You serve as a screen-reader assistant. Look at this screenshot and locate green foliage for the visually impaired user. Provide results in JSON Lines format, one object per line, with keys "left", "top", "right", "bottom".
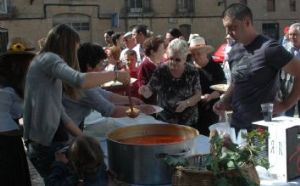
{"left": 207, "top": 128, "right": 269, "bottom": 186}
{"left": 164, "top": 128, "right": 269, "bottom": 186}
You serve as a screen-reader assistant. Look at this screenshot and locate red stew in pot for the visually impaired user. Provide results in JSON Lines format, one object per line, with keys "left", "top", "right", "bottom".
{"left": 119, "top": 135, "right": 185, "bottom": 145}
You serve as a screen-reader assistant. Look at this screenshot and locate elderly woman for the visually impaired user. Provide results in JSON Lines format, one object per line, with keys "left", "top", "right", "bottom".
{"left": 139, "top": 38, "right": 202, "bottom": 126}
{"left": 281, "top": 23, "right": 300, "bottom": 117}
{"left": 190, "top": 36, "right": 226, "bottom": 136}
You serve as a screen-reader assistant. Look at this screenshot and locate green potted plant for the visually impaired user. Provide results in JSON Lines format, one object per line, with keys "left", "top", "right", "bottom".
{"left": 169, "top": 128, "right": 269, "bottom": 186}
{"left": 208, "top": 128, "right": 269, "bottom": 186}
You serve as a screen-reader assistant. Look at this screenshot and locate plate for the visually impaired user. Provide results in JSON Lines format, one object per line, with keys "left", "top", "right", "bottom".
{"left": 102, "top": 80, "right": 123, "bottom": 87}
{"left": 149, "top": 105, "right": 164, "bottom": 114}
{"left": 101, "top": 78, "right": 137, "bottom": 88}
{"left": 210, "top": 84, "right": 229, "bottom": 92}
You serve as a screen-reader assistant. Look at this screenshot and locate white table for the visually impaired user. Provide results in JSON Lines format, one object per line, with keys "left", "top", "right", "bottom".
{"left": 83, "top": 111, "right": 300, "bottom": 186}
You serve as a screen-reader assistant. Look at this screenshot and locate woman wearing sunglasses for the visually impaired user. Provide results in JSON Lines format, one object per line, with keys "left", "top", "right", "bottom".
{"left": 139, "top": 38, "right": 202, "bottom": 126}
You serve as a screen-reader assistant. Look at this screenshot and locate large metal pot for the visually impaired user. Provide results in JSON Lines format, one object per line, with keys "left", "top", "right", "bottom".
{"left": 107, "top": 123, "right": 199, "bottom": 185}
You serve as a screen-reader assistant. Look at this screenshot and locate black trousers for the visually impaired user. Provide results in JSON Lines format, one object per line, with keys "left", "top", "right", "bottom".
{"left": 0, "top": 134, "right": 32, "bottom": 186}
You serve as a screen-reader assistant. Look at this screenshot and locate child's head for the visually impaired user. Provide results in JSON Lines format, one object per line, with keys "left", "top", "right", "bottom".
{"left": 68, "top": 135, "right": 105, "bottom": 178}
{"left": 77, "top": 42, "right": 107, "bottom": 72}
{"left": 124, "top": 49, "right": 137, "bottom": 65}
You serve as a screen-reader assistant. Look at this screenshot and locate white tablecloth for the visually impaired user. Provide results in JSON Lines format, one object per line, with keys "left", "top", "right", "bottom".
{"left": 84, "top": 111, "right": 300, "bottom": 186}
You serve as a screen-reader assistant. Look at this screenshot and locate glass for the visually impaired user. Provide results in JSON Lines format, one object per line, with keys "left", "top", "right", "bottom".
{"left": 261, "top": 103, "right": 273, "bottom": 121}
{"left": 167, "top": 57, "right": 182, "bottom": 63}
{"left": 288, "top": 33, "right": 300, "bottom": 37}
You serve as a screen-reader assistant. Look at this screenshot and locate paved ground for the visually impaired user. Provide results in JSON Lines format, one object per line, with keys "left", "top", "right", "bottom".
{"left": 27, "top": 158, "right": 44, "bottom": 186}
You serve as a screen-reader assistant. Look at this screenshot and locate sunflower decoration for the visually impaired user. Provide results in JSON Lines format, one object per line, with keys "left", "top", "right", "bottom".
{"left": 6, "top": 37, "right": 35, "bottom": 54}
{"left": 10, "top": 43, "right": 27, "bottom": 52}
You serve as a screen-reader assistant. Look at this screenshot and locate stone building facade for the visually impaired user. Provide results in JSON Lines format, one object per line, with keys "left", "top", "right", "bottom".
{"left": 0, "top": 0, "right": 299, "bottom": 49}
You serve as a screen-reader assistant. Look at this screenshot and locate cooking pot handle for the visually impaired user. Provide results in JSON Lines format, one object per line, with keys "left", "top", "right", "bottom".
{"left": 155, "top": 148, "right": 191, "bottom": 159}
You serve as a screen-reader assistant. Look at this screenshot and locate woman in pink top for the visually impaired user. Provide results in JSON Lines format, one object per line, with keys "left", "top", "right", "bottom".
{"left": 137, "top": 36, "right": 165, "bottom": 104}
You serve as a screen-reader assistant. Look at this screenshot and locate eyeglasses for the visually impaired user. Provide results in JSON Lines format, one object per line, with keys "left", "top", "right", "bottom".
{"left": 168, "top": 57, "right": 182, "bottom": 63}
{"left": 288, "top": 33, "right": 300, "bottom": 37}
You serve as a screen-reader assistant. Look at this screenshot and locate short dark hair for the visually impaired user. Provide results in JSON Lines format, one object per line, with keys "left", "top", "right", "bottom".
{"left": 222, "top": 3, "right": 253, "bottom": 23}
{"left": 124, "top": 49, "right": 137, "bottom": 58}
{"left": 168, "top": 28, "right": 182, "bottom": 38}
{"left": 105, "top": 30, "right": 115, "bottom": 37}
{"left": 132, "top": 25, "right": 147, "bottom": 36}
{"left": 0, "top": 54, "right": 34, "bottom": 98}
{"left": 143, "top": 36, "right": 164, "bottom": 56}
{"left": 77, "top": 42, "right": 107, "bottom": 72}
{"left": 111, "top": 32, "right": 123, "bottom": 46}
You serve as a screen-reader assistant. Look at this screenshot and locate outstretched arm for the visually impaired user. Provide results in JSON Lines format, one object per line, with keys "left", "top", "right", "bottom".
{"left": 275, "top": 57, "right": 300, "bottom": 113}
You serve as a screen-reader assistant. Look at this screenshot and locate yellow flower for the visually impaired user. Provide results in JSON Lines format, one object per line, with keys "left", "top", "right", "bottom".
{"left": 10, "top": 43, "right": 26, "bottom": 52}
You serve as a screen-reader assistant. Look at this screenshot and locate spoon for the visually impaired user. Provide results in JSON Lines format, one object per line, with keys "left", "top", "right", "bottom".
{"left": 127, "top": 85, "right": 134, "bottom": 112}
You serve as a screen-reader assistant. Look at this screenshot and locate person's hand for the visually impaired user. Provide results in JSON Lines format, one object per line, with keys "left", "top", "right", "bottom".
{"left": 131, "top": 97, "right": 144, "bottom": 105}
{"left": 138, "top": 104, "right": 156, "bottom": 115}
{"left": 213, "top": 100, "right": 228, "bottom": 115}
{"left": 117, "top": 71, "right": 130, "bottom": 85}
{"left": 175, "top": 100, "right": 188, "bottom": 113}
{"left": 55, "top": 150, "right": 69, "bottom": 164}
{"left": 138, "top": 85, "right": 153, "bottom": 98}
{"left": 273, "top": 100, "right": 287, "bottom": 115}
{"left": 201, "top": 94, "right": 212, "bottom": 102}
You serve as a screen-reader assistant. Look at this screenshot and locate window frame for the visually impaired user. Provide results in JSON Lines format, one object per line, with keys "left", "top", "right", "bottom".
{"left": 176, "top": 0, "right": 194, "bottom": 13}
{"left": 290, "top": 0, "right": 296, "bottom": 12}
{"left": 53, "top": 14, "right": 90, "bottom": 32}
{"left": 128, "top": 0, "right": 151, "bottom": 13}
{"left": 0, "top": 0, "right": 8, "bottom": 14}
{"left": 267, "top": 0, "right": 276, "bottom": 12}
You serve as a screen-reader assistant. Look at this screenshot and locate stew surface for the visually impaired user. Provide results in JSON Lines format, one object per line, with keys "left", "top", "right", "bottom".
{"left": 119, "top": 135, "right": 185, "bottom": 145}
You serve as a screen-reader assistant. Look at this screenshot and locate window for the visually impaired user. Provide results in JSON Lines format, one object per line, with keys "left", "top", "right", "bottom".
{"left": 262, "top": 23, "right": 279, "bottom": 40}
{"left": 69, "top": 22, "right": 90, "bottom": 31}
{"left": 0, "top": 0, "right": 7, "bottom": 14}
{"left": 53, "top": 14, "right": 90, "bottom": 31}
{"left": 290, "top": 0, "right": 296, "bottom": 12}
{"left": 0, "top": 28, "right": 8, "bottom": 54}
{"left": 128, "top": 0, "right": 151, "bottom": 13}
{"left": 239, "top": 0, "right": 247, "bottom": 5}
{"left": 179, "top": 24, "right": 191, "bottom": 41}
{"left": 177, "top": 0, "right": 194, "bottom": 13}
{"left": 267, "top": 0, "right": 275, "bottom": 12}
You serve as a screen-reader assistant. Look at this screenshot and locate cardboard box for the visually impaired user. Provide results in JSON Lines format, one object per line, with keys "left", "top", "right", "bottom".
{"left": 253, "top": 116, "right": 300, "bottom": 182}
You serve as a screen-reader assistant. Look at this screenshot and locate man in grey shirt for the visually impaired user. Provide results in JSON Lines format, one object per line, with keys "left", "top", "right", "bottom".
{"left": 214, "top": 4, "right": 300, "bottom": 130}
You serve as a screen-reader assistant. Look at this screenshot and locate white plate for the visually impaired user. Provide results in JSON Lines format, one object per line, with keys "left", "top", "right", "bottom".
{"left": 210, "top": 84, "right": 229, "bottom": 92}
{"left": 149, "top": 105, "right": 163, "bottom": 114}
{"left": 101, "top": 78, "right": 137, "bottom": 88}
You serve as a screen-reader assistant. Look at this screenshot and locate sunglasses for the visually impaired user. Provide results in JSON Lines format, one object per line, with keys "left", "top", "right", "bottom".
{"left": 168, "top": 57, "right": 182, "bottom": 63}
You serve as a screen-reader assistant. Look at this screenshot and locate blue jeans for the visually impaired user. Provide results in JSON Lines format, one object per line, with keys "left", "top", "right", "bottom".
{"left": 27, "top": 141, "right": 66, "bottom": 179}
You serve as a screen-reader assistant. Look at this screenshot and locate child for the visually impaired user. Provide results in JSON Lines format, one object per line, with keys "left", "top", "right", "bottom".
{"left": 46, "top": 135, "right": 108, "bottom": 186}
{"left": 123, "top": 49, "right": 138, "bottom": 78}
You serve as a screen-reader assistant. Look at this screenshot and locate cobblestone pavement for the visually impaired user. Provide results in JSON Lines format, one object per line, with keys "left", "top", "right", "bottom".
{"left": 27, "top": 158, "right": 44, "bottom": 186}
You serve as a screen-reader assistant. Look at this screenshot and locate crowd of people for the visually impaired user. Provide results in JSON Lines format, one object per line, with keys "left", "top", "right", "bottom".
{"left": 1, "top": 3, "right": 300, "bottom": 186}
